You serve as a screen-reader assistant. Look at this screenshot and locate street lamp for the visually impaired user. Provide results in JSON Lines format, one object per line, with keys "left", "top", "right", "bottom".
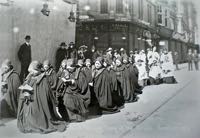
{"left": 41, "top": 3, "right": 50, "bottom": 16}
{"left": 68, "top": 11, "right": 76, "bottom": 22}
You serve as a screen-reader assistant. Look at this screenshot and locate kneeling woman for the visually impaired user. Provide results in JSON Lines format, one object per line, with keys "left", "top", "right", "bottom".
{"left": 92, "top": 57, "right": 119, "bottom": 113}
{"left": 0, "top": 59, "right": 21, "bottom": 118}
{"left": 113, "top": 57, "right": 138, "bottom": 103}
{"left": 56, "top": 59, "right": 89, "bottom": 122}
{"left": 17, "top": 61, "right": 67, "bottom": 134}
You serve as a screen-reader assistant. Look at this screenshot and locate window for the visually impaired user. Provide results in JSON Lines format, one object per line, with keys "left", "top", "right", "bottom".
{"left": 116, "top": 0, "right": 123, "bottom": 14}
{"left": 147, "top": 4, "right": 152, "bottom": 23}
{"left": 129, "top": 0, "right": 134, "bottom": 16}
{"left": 100, "top": 0, "right": 108, "bottom": 14}
{"left": 158, "top": 14, "right": 162, "bottom": 24}
{"left": 165, "top": 9, "right": 167, "bottom": 16}
{"left": 165, "top": 9, "right": 168, "bottom": 26}
{"left": 138, "top": 0, "right": 143, "bottom": 20}
{"left": 157, "top": 5, "right": 162, "bottom": 13}
{"left": 165, "top": 18, "right": 168, "bottom": 26}
{"left": 157, "top": 5, "right": 163, "bottom": 24}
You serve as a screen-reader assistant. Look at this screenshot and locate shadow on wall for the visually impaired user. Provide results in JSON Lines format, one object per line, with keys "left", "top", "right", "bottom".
{"left": 0, "top": 0, "right": 76, "bottom": 72}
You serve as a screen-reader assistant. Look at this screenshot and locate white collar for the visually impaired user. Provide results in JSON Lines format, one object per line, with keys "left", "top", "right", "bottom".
{"left": 26, "top": 42, "right": 30, "bottom": 46}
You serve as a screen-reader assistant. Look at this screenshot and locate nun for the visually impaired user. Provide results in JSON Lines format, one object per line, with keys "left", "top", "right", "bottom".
{"left": 113, "top": 56, "right": 138, "bottom": 103}
{"left": 0, "top": 59, "right": 21, "bottom": 118}
{"left": 17, "top": 61, "right": 67, "bottom": 133}
{"left": 56, "top": 59, "right": 90, "bottom": 122}
{"left": 92, "top": 57, "right": 119, "bottom": 113}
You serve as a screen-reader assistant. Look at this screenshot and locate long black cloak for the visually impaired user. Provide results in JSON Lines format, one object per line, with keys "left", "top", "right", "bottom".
{"left": 114, "top": 65, "right": 136, "bottom": 103}
{"left": 0, "top": 70, "right": 21, "bottom": 118}
{"left": 93, "top": 68, "right": 118, "bottom": 112}
{"left": 17, "top": 73, "right": 67, "bottom": 134}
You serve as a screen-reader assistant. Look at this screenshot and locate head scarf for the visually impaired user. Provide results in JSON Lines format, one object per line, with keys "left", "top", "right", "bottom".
{"left": 95, "top": 57, "right": 104, "bottom": 65}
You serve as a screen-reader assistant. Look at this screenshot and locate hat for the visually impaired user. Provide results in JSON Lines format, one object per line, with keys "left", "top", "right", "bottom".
{"left": 129, "top": 57, "right": 133, "bottom": 61}
{"left": 60, "top": 42, "right": 66, "bottom": 47}
{"left": 28, "top": 61, "right": 42, "bottom": 72}
{"left": 141, "top": 50, "right": 145, "bottom": 53}
{"left": 129, "top": 50, "right": 134, "bottom": 54}
{"left": 114, "top": 49, "right": 118, "bottom": 53}
{"left": 25, "top": 35, "right": 31, "bottom": 40}
{"left": 95, "top": 57, "right": 104, "bottom": 65}
{"left": 43, "top": 60, "right": 51, "bottom": 66}
{"left": 69, "top": 42, "right": 75, "bottom": 46}
{"left": 116, "top": 56, "right": 122, "bottom": 62}
{"left": 66, "top": 58, "right": 75, "bottom": 68}
{"left": 120, "top": 48, "right": 124, "bottom": 52}
{"left": 61, "top": 59, "right": 68, "bottom": 66}
{"left": 79, "top": 45, "right": 88, "bottom": 49}
{"left": 122, "top": 55, "right": 129, "bottom": 61}
{"left": 2, "top": 59, "right": 12, "bottom": 68}
{"left": 85, "top": 59, "right": 91, "bottom": 63}
{"left": 77, "top": 59, "right": 84, "bottom": 66}
{"left": 106, "top": 47, "right": 113, "bottom": 52}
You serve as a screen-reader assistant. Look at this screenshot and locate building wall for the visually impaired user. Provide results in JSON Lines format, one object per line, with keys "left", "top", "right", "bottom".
{"left": 176, "top": 0, "right": 197, "bottom": 43}
{"left": 77, "top": 0, "right": 157, "bottom": 52}
{"left": 79, "top": 0, "right": 156, "bottom": 27}
{"left": 0, "top": 0, "right": 76, "bottom": 72}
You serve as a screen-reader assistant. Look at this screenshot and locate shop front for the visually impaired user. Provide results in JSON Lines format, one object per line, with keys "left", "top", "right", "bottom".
{"left": 157, "top": 27, "right": 173, "bottom": 53}
{"left": 76, "top": 20, "right": 157, "bottom": 53}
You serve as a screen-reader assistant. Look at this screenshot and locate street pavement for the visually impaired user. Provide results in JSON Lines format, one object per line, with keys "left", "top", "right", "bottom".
{"left": 0, "top": 64, "right": 199, "bottom": 138}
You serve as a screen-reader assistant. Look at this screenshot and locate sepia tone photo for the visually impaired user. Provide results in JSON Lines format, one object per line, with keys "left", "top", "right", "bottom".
{"left": 0, "top": 0, "right": 199, "bottom": 138}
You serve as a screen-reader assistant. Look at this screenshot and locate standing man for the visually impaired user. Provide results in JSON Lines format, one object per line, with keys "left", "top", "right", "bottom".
{"left": 18, "top": 35, "right": 32, "bottom": 82}
{"left": 187, "top": 49, "right": 193, "bottom": 71}
{"left": 193, "top": 49, "right": 199, "bottom": 70}
{"left": 68, "top": 42, "right": 78, "bottom": 59}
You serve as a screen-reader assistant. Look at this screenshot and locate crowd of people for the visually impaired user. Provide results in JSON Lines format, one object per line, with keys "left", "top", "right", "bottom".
{"left": 0, "top": 35, "right": 184, "bottom": 134}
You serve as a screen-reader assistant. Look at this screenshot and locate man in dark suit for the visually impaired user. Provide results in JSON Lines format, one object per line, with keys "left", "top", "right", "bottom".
{"left": 68, "top": 42, "right": 78, "bottom": 59}
{"left": 55, "top": 42, "right": 68, "bottom": 72}
{"left": 18, "top": 35, "right": 32, "bottom": 82}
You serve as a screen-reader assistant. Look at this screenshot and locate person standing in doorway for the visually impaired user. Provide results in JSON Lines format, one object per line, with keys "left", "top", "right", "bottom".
{"left": 187, "top": 49, "right": 193, "bottom": 71}
{"left": 193, "top": 49, "right": 199, "bottom": 70}
{"left": 18, "top": 35, "right": 32, "bottom": 82}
